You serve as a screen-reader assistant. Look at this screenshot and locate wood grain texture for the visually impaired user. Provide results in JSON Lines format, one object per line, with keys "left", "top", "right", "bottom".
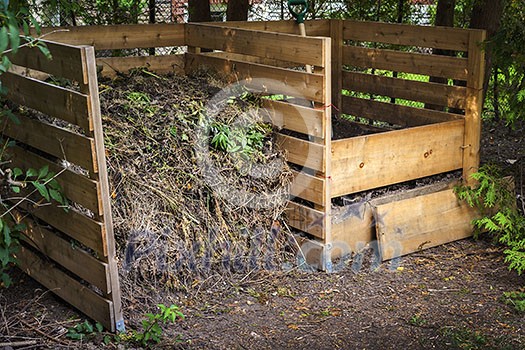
{"left": 331, "top": 120, "right": 465, "bottom": 197}
{"left": 39, "top": 23, "right": 185, "bottom": 49}
{"left": 204, "top": 19, "right": 330, "bottom": 36}
{"left": 261, "top": 99, "right": 324, "bottom": 138}
{"left": 286, "top": 201, "right": 325, "bottom": 239}
{"left": 343, "top": 20, "right": 470, "bottom": 51}
{"left": 290, "top": 170, "right": 326, "bottom": 206}
{"left": 0, "top": 72, "right": 91, "bottom": 132}
{"left": 376, "top": 187, "right": 478, "bottom": 260}
{"left": 342, "top": 71, "right": 467, "bottom": 109}
{"left": 343, "top": 46, "right": 468, "bottom": 81}
{"left": 276, "top": 134, "right": 325, "bottom": 172}
{"left": 97, "top": 54, "right": 185, "bottom": 78}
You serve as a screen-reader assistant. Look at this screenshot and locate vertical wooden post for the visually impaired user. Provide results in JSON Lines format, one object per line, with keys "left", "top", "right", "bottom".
{"left": 81, "top": 46, "right": 125, "bottom": 333}
{"left": 321, "top": 36, "right": 333, "bottom": 271}
{"left": 463, "top": 29, "right": 486, "bottom": 185}
{"left": 329, "top": 19, "right": 343, "bottom": 115}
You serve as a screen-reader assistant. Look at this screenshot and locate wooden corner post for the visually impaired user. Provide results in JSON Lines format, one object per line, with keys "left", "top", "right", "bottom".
{"left": 81, "top": 46, "right": 125, "bottom": 332}
{"left": 463, "top": 29, "right": 486, "bottom": 185}
{"left": 329, "top": 19, "right": 343, "bottom": 115}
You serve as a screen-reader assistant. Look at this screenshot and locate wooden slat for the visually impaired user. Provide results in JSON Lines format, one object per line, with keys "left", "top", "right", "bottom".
{"left": 343, "top": 46, "right": 468, "bottom": 81}
{"left": 185, "top": 53, "right": 325, "bottom": 103}
{"left": 203, "top": 51, "right": 298, "bottom": 69}
{"left": 286, "top": 201, "right": 325, "bottom": 239}
{"left": 8, "top": 40, "right": 86, "bottom": 83}
{"left": 15, "top": 246, "right": 114, "bottom": 331}
{"left": 332, "top": 199, "right": 375, "bottom": 253}
{"left": 331, "top": 120, "right": 465, "bottom": 197}
{"left": 376, "top": 187, "right": 478, "bottom": 260}
{"left": 0, "top": 72, "right": 91, "bottom": 132}
{"left": 342, "top": 71, "right": 467, "bottom": 108}
{"left": 276, "top": 134, "right": 325, "bottom": 172}
{"left": 261, "top": 99, "right": 324, "bottom": 138}
{"left": 39, "top": 23, "right": 185, "bottom": 49}
{"left": 18, "top": 200, "right": 107, "bottom": 257}
{"left": 186, "top": 24, "right": 326, "bottom": 67}
{"left": 341, "top": 95, "right": 460, "bottom": 126}
{"left": 6, "top": 146, "right": 101, "bottom": 215}
{"left": 343, "top": 20, "right": 470, "bottom": 51}
{"left": 97, "top": 54, "right": 185, "bottom": 78}
{"left": 330, "top": 19, "right": 344, "bottom": 113}
{"left": 21, "top": 220, "right": 110, "bottom": 294}
{"left": 3, "top": 113, "right": 97, "bottom": 173}
{"left": 205, "top": 19, "right": 330, "bottom": 37}
{"left": 462, "top": 30, "right": 486, "bottom": 185}
{"left": 290, "top": 170, "right": 326, "bottom": 206}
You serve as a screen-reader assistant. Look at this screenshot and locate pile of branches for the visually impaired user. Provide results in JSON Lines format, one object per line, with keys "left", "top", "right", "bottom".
{"left": 99, "top": 70, "right": 295, "bottom": 297}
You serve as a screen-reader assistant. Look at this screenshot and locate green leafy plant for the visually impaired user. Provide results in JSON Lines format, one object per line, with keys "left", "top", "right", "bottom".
{"left": 132, "top": 304, "right": 185, "bottom": 347}
{"left": 66, "top": 320, "right": 104, "bottom": 341}
{"left": 408, "top": 313, "right": 427, "bottom": 327}
{"left": 455, "top": 164, "right": 525, "bottom": 275}
{"left": 501, "top": 290, "right": 525, "bottom": 313}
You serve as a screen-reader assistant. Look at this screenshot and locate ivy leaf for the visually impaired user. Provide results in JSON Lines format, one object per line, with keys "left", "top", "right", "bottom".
{"left": 26, "top": 168, "right": 38, "bottom": 178}
{"left": 12, "top": 168, "right": 23, "bottom": 178}
{"left": 38, "top": 165, "right": 49, "bottom": 180}
{"left": 49, "top": 189, "right": 63, "bottom": 204}
{"left": 11, "top": 186, "right": 20, "bottom": 193}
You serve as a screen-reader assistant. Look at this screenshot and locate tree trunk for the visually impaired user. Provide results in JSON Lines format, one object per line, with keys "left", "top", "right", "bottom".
{"left": 469, "top": 0, "right": 506, "bottom": 102}
{"left": 227, "top": 0, "right": 249, "bottom": 21}
{"left": 188, "top": 0, "right": 211, "bottom": 22}
{"left": 426, "top": 0, "right": 456, "bottom": 111}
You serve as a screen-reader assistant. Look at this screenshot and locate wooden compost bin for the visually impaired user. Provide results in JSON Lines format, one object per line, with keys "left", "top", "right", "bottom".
{"left": 1, "top": 19, "right": 485, "bottom": 329}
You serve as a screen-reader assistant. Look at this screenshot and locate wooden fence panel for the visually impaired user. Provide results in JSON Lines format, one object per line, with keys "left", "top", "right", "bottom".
{"left": 1, "top": 42, "right": 123, "bottom": 332}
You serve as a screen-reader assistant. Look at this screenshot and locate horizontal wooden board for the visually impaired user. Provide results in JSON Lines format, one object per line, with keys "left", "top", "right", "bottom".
{"left": 15, "top": 246, "right": 114, "bottom": 331}
{"left": 287, "top": 201, "right": 326, "bottom": 239}
{"left": 6, "top": 146, "right": 101, "bottom": 215}
{"left": 8, "top": 40, "right": 86, "bottom": 83}
{"left": 343, "top": 46, "right": 468, "bottom": 81}
{"left": 40, "top": 23, "right": 185, "bottom": 49}
{"left": 203, "top": 51, "right": 299, "bottom": 69}
{"left": 205, "top": 19, "right": 330, "bottom": 37}
{"left": 276, "top": 134, "right": 325, "bottom": 172}
{"left": 341, "top": 95, "right": 460, "bottom": 127}
{"left": 376, "top": 187, "right": 478, "bottom": 260}
{"left": 290, "top": 170, "right": 326, "bottom": 206}
{"left": 331, "top": 199, "right": 375, "bottom": 253}
{"left": 21, "top": 220, "right": 110, "bottom": 294}
{"left": 17, "top": 200, "right": 107, "bottom": 257}
{"left": 186, "top": 53, "right": 326, "bottom": 103}
{"left": 343, "top": 20, "right": 471, "bottom": 51}
{"left": 97, "top": 54, "right": 185, "bottom": 78}
{"left": 3, "top": 113, "right": 97, "bottom": 173}
{"left": 1, "top": 72, "right": 91, "bottom": 132}
{"left": 261, "top": 99, "right": 324, "bottom": 138}
{"left": 186, "top": 24, "right": 326, "bottom": 67}
{"left": 331, "top": 120, "right": 465, "bottom": 197}
{"left": 342, "top": 71, "right": 467, "bottom": 109}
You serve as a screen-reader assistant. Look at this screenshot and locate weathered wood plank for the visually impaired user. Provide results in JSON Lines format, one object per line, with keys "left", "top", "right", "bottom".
{"left": 17, "top": 200, "right": 107, "bottom": 257}
{"left": 330, "top": 19, "right": 344, "bottom": 113}
{"left": 343, "top": 20, "right": 470, "bottom": 51}
{"left": 376, "top": 187, "right": 478, "bottom": 260}
{"left": 342, "top": 71, "right": 467, "bottom": 109}
{"left": 205, "top": 19, "right": 330, "bottom": 37}
{"left": 186, "top": 24, "right": 326, "bottom": 67}
{"left": 290, "top": 170, "right": 326, "bottom": 206}
{"left": 97, "top": 54, "right": 185, "bottom": 78}
{"left": 261, "top": 99, "right": 324, "bottom": 138}
{"left": 15, "top": 246, "right": 114, "bottom": 331}
{"left": 343, "top": 46, "right": 468, "bottom": 81}
{"left": 286, "top": 201, "right": 325, "bottom": 239}
{"left": 185, "top": 53, "right": 325, "bottom": 103}
{"left": 0, "top": 72, "right": 91, "bottom": 132}
{"left": 39, "top": 23, "right": 185, "bottom": 49}
{"left": 276, "top": 134, "right": 325, "bottom": 172}
{"left": 6, "top": 146, "right": 101, "bottom": 215}
{"left": 203, "top": 51, "right": 298, "bottom": 69}
{"left": 331, "top": 120, "right": 465, "bottom": 197}
{"left": 341, "top": 95, "right": 460, "bottom": 126}
{"left": 8, "top": 40, "right": 86, "bottom": 83}
{"left": 3, "top": 113, "right": 97, "bottom": 173}
{"left": 21, "top": 220, "right": 110, "bottom": 294}
{"left": 332, "top": 199, "right": 375, "bottom": 253}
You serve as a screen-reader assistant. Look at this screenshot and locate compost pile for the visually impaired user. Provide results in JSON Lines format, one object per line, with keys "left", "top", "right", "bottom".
{"left": 98, "top": 70, "right": 295, "bottom": 297}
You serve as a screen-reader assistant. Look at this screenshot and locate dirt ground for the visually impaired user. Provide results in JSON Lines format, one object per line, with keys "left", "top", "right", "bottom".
{"left": 1, "top": 117, "right": 524, "bottom": 349}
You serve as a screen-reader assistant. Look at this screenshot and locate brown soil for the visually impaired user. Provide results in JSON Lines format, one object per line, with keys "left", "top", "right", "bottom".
{"left": 1, "top": 84, "right": 524, "bottom": 349}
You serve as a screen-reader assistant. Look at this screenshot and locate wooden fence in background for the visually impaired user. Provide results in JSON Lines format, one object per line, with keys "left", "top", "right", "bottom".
{"left": 1, "top": 40, "right": 124, "bottom": 332}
